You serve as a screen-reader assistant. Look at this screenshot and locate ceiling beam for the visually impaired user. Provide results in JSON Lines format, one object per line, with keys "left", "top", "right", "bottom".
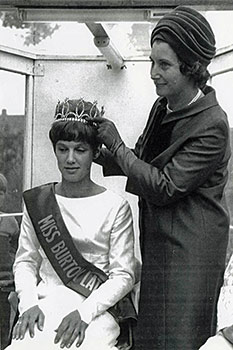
{"left": 86, "top": 23, "right": 125, "bottom": 69}
{"left": 0, "top": 0, "right": 233, "bottom": 11}
{"left": 17, "top": 8, "right": 168, "bottom": 22}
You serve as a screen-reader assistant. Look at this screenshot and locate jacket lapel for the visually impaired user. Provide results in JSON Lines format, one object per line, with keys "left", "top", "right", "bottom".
{"left": 140, "top": 98, "right": 167, "bottom": 160}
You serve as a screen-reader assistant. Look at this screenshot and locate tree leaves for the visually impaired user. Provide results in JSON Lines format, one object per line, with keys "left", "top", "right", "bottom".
{"left": 0, "top": 11, "right": 59, "bottom": 45}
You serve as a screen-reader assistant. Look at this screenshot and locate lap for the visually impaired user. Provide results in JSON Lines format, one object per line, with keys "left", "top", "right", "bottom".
{"left": 199, "top": 333, "right": 233, "bottom": 350}
{"left": 7, "top": 286, "right": 120, "bottom": 350}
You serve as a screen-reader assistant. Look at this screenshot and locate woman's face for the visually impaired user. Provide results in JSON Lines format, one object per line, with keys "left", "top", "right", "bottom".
{"left": 150, "top": 40, "right": 192, "bottom": 105}
{"left": 55, "top": 140, "right": 95, "bottom": 184}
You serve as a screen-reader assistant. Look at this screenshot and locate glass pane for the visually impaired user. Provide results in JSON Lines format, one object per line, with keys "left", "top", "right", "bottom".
{"left": 206, "top": 11, "right": 233, "bottom": 49}
{"left": 0, "top": 18, "right": 153, "bottom": 57}
{"left": 0, "top": 11, "right": 233, "bottom": 56}
{"left": 102, "top": 22, "right": 153, "bottom": 57}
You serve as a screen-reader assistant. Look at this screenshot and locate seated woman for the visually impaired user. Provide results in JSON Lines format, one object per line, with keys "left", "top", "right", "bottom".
{"left": 200, "top": 253, "right": 233, "bottom": 349}
{"left": 6, "top": 98, "right": 136, "bottom": 350}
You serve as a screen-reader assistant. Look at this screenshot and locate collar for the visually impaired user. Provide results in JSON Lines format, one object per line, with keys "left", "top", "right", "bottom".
{"left": 167, "top": 89, "right": 203, "bottom": 113}
{"left": 161, "top": 85, "right": 218, "bottom": 124}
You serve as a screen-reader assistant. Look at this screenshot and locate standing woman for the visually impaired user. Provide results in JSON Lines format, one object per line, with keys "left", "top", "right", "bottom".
{"left": 93, "top": 6, "right": 231, "bottom": 350}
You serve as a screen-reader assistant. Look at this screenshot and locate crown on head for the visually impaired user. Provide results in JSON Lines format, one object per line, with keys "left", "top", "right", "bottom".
{"left": 54, "top": 98, "right": 104, "bottom": 124}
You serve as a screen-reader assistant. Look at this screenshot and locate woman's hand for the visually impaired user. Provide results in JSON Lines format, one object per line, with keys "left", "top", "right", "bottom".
{"left": 54, "top": 310, "right": 88, "bottom": 348}
{"left": 93, "top": 116, "right": 123, "bottom": 153}
{"left": 12, "top": 305, "right": 45, "bottom": 340}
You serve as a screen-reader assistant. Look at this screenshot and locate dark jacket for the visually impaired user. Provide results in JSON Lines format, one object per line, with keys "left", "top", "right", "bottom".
{"left": 98, "top": 86, "right": 231, "bottom": 350}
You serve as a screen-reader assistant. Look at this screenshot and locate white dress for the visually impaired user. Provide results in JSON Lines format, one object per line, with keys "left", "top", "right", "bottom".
{"left": 217, "top": 254, "right": 233, "bottom": 332}
{"left": 7, "top": 189, "right": 136, "bottom": 350}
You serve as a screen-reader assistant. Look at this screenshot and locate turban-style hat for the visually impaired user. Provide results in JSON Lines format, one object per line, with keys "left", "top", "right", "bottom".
{"left": 150, "top": 6, "right": 216, "bottom": 66}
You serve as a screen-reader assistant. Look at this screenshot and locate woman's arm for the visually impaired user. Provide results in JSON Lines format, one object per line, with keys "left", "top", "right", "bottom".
{"left": 77, "top": 199, "right": 136, "bottom": 325}
{"left": 107, "top": 120, "right": 229, "bottom": 206}
{"left": 14, "top": 209, "right": 42, "bottom": 314}
{"left": 95, "top": 147, "right": 126, "bottom": 176}
{"left": 95, "top": 137, "right": 143, "bottom": 177}
{"left": 12, "top": 210, "right": 45, "bottom": 340}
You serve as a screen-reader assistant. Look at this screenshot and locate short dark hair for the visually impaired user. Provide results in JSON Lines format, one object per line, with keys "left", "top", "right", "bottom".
{"left": 49, "top": 120, "right": 101, "bottom": 152}
{"left": 177, "top": 56, "right": 210, "bottom": 88}
{"left": 49, "top": 99, "right": 102, "bottom": 151}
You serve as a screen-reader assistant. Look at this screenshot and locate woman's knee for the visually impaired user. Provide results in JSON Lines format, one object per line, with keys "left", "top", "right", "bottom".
{"left": 199, "top": 333, "right": 233, "bottom": 350}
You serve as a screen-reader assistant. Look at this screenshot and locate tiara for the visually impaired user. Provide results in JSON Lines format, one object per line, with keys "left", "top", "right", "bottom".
{"left": 54, "top": 98, "right": 104, "bottom": 124}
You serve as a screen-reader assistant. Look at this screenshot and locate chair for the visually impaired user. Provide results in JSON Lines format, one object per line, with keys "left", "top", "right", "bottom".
{"left": 117, "top": 320, "right": 134, "bottom": 350}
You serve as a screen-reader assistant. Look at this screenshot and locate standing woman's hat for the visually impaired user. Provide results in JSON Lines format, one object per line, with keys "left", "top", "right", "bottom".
{"left": 151, "top": 6, "right": 216, "bottom": 66}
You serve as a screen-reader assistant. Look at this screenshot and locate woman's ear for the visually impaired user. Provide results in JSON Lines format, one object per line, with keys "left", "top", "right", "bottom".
{"left": 93, "top": 146, "right": 101, "bottom": 160}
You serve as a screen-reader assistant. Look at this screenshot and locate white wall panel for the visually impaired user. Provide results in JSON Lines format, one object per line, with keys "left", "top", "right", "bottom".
{"left": 31, "top": 58, "right": 156, "bottom": 257}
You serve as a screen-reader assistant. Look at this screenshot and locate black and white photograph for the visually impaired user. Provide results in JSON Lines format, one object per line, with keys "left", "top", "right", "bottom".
{"left": 0, "top": 1, "right": 233, "bottom": 349}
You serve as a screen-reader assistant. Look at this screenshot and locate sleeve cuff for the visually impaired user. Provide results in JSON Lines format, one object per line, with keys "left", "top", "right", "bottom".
{"left": 77, "top": 303, "right": 93, "bottom": 324}
{"left": 18, "top": 299, "right": 39, "bottom": 315}
{"left": 114, "top": 143, "right": 138, "bottom": 176}
{"left": 17, "top": 291, "right": 39, "bottom": 315}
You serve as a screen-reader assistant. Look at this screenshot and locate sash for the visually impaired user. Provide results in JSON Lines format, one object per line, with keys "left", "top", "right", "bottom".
{"left": 23, "top": 183, "right": 137, "bottom": 324}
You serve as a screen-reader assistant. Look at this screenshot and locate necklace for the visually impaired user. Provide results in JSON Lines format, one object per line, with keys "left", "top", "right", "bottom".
{"left": 167, "top": 89, "right": 203, "bottom": 112}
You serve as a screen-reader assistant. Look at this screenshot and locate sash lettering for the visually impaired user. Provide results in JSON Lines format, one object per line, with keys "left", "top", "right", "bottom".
{"left": 36, "top": 214, "right": 103, "bottom": 293}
